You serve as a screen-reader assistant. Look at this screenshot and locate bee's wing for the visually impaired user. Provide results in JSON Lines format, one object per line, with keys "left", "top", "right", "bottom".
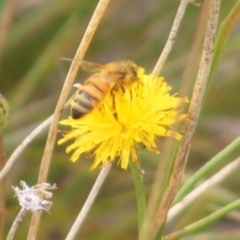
{"left": 80, "top": 61, "right": 105, "bottom": 73}
{"left": 99, "top": 72, "right": 114, "bottom": 83}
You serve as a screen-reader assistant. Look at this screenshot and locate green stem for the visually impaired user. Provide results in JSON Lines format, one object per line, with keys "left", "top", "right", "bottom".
{"left": 129, "top": 160, "right": 146, "bottom": 232}
{"left": 205, "top": 0, "right": 240, "bottom": 100}
{"left": 174, "top": 136, "right": 240, "bottom": 203}
{"left": 163, "top": 199, "right": 240, "bottom": 240}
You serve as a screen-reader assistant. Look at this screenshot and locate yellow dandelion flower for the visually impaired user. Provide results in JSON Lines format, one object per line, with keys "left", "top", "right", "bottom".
{"left": 58, "top": 67, "right": 188, "bottom": 170}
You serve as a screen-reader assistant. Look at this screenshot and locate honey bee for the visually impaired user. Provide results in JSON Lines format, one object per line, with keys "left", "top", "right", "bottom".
{"left": 71, "top": 60, "right": 139, "bottom": 119}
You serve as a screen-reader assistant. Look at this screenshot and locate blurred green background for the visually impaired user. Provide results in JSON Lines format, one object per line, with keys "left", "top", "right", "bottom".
{"left": 1, "top": 0, "right": 240, "bottom": 239}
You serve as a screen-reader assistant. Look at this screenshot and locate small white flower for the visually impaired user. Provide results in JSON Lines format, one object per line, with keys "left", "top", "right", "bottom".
{"left": 12, "top": 181, "right": 57, "bottom": 213}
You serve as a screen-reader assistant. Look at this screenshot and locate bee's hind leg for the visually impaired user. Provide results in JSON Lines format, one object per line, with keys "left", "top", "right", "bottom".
{"left": 110, "top": 85, "right": 122, "bottom": 121}
{"left": 111, "top": 91, "right": 118, "bottom": 121}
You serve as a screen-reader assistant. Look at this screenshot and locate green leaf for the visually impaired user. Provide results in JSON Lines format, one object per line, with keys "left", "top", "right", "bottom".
{"left": 129, "top": 160, "right": 146, "bottom": 232}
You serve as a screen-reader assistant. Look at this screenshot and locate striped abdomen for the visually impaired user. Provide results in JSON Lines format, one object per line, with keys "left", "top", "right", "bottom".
{"left": 71, "top": 75, "right": 111, "bottom": 119}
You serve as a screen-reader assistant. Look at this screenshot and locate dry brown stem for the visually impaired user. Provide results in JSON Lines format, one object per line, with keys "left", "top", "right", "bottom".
{"left": 150, "top": 0, "right": 220, "bottom": 238}
{"left": 27, "top": 0, "right": 111, "bottom": 239}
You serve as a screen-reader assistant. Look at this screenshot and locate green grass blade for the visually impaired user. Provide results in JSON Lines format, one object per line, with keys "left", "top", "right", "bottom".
{"left": 163, "top": 198, "right": 240, "bottom": 240}
{"left": 174, "top": 137, "right": 240, "bottom": 203}
{"left": 129, "top": 160, "right": 146, "bottom": 232}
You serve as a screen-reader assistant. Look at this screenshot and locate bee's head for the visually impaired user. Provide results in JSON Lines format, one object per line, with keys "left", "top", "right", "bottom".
{"left": 109, "top": 60, "right": 138, "bottom": 83}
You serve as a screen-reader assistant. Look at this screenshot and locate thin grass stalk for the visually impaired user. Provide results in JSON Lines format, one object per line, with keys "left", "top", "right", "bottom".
{"left": 139, "top": 1, "right": 190, "bottom": 239}
{"left": 162, "top": 1, "right": 212, "bottom": 201}
{"left": 27, "top": 0, "right": 111, "bottom": 239}
{"left": 180, "top": 0, "right": 211, "bottom": 97}
{"left": 167, "top": 157, "right": 240, "bottom": 221}
{"left": 174, "top": 136, "right": 240, "bottom": 204}
{"left": 65, "top": 163, "right": 112, "bottom": 240}
{"left": 152, "top": 0, "right": 189, "bottom": 76}
{"left": 150, "top": 0, "right": 220, "bottom": 238}
{"left": 0, "top": 116, "right": 53, "bottom": 181}
{"left": 163, "top": 197, "right": 240, "bottom": 240}
{"left": 205, "top": 0, "right": 240, "bottom": 100}
{"left": 6, "top": 209, "right": 26, "bottom": 240}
